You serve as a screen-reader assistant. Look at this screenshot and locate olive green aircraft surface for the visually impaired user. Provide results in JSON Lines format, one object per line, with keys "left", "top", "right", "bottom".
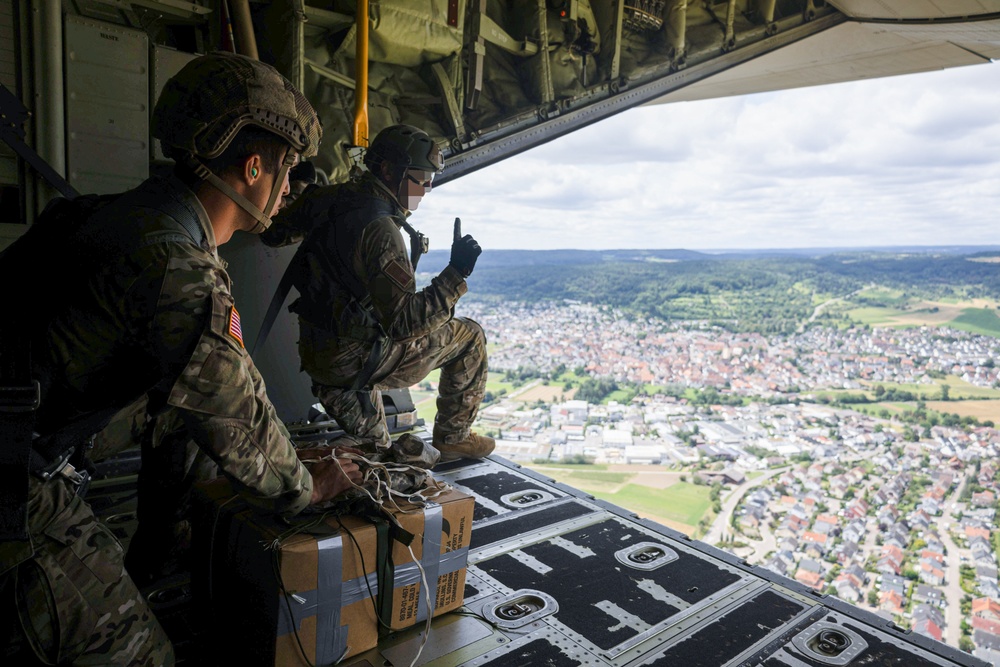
{"left": 2, "top": 1, "right": 1000, "bottom": 666}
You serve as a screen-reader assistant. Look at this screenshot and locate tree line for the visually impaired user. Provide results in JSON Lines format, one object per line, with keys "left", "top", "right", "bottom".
{"left": 466, "top": 252, "right": 1000, "bottom": 334}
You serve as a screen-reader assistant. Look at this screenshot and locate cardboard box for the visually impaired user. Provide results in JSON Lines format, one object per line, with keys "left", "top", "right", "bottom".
{"left": 192, "top": 480, "right": 474, "bottom": 665}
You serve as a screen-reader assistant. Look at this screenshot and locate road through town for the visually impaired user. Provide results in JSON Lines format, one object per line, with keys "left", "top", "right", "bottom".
{"left": 704, "top": 468, "right": 786, "bottom": 546}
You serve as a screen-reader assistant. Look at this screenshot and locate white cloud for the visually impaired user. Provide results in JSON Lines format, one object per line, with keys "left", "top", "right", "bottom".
{"left": 417, "top": 61, "right": 1000, "bottom": 251}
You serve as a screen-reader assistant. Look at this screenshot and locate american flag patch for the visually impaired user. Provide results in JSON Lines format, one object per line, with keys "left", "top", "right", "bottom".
{"left": 384, "top": 259, "right": 413, "bottom": 290}
{"left": 228, "top": 306, "right": 244, "bottom": 348}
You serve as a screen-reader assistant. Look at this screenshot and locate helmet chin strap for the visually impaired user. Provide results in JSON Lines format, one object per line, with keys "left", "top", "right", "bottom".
{"left": 183, "top": 153, "right": 296, "bottom": 234}
{"left": 260, "top": 152, "right": 297, "bottom": 230}
{"left": 395, "top": 179, "right": 410, "bottom": 214}
{"left": 390, "top": 166, "right": 419, "bottom": 216}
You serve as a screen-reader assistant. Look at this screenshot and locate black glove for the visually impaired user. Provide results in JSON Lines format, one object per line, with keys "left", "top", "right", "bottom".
{"left": 449, "top": 217, "right": 481, "bottom": 278}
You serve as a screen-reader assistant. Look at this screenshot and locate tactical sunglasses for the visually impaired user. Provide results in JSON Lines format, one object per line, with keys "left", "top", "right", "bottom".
{"left": 406, "top": 169, "right": 434, "bottom": 189}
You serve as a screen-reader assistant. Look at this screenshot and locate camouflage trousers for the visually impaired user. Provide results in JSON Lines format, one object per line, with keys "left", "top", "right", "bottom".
{"left": 307, "top": 316, "right": 487, "bottom": 453}
{"left": 1, "top": 477, "right": 174, "bottom": 666}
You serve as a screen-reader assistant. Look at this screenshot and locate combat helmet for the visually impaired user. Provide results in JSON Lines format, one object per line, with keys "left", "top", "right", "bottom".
{"left": 364, "top": 124, "right": 443, "bottom": 174}
{"left": 152, "top": 51, "right": 322, "bottom": 232}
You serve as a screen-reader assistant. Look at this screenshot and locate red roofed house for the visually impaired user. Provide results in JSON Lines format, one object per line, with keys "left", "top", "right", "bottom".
{"left": 795, "top": 569, "right": 824, "bottom": 591}
{"left": 919, "top": 561, "right": 945, "bottom": 586}
{"left": 973, "top": 490, "right": 996, "bottom": 507}
{"left": 921, "top": 549, "right": 946, "bottom": 565}
{"left": 913, "top": 617, "right": 943, "bottom": 642}
{"left": 973, "top": 616, "right": 1000, "bottom": 635}
{"left": 966, "top": 525, "right": 992, "bottom": 541}
{"left": 879, "top": 590, "right": 905, "bottom": 616}
{"left": 973, "top": 597, "right": 1000, "bottom": 622}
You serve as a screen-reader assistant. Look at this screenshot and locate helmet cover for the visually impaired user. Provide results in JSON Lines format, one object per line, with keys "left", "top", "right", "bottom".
{"left": 364, "top": 124, "right": 443, "bottom": 173}
{"left": 152, "top": 51, "right": 322, "bottom": 160}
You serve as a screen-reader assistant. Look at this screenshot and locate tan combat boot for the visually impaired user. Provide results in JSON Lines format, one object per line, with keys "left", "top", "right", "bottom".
{"left": 434, "top": 430, "right": 495, "bottom": 463}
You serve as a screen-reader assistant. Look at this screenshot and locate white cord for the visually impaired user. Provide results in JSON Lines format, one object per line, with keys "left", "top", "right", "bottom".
{"left": 403, "top": 541, "right": 434, "bottom": 667}
{"left": 301, "top": 451, "right": 453, "bottom": 513}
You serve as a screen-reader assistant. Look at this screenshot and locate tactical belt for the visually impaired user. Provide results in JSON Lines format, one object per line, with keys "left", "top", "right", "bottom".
{"left": 29, "top": 447, "right": 90, "bottom": 491}
{"left": 0, "top": 383, "right": 39, "bottom": 413}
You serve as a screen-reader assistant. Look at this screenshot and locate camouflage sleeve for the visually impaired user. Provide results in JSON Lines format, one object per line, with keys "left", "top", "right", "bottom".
{"left": 90, "top": 395, "right": 149, "bottom": 462}
{"left": 261, "top": 183, "right": 338, "bottom": 247}
{"left": 357, "top": 217, "right": 467, "bottom": 341}
{"left": 152, "top": 243, "right": 313, "bottom": 517}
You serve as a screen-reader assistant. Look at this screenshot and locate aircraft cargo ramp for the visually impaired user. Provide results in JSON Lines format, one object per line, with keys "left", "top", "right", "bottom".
{"left": 89, "top": 427, "right": 985, "bottom": 667}
{"left": 388, "top": 454, "right": 984, "bottom": 667}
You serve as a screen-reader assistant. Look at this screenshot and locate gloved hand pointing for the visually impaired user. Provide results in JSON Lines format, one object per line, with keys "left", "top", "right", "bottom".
{"left": 449, "top": 217, "right": 482, "bottom": 278}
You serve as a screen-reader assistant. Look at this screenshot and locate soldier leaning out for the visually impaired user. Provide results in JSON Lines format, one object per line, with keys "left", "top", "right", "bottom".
{"left": 0, "top": 52, "right": 362, "bottom": 665}
{"left": 261, "top": 124, "right": 495, "bottom": 464}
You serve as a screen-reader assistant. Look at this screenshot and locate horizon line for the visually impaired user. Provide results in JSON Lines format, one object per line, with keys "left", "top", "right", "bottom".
{"left": 424, "top": 244, "right": 1000, "bottom": 253}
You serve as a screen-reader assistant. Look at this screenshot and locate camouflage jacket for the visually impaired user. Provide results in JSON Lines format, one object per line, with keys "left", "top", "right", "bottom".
{"left": 262, "top": 172, "right": 467, "bottom": 343}
{"left": 23, "top": 175, "right": 313, "bottom": 517}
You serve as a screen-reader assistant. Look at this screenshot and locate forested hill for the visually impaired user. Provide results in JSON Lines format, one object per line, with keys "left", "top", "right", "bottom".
{"left": 418, "top": 246, "right": 1000, "bottom": 274}
{"left": 417, "top": 247, "right": 1000, "bottom": 334}
{"left": 420, "top": 248, "right": 711, "bottom": 270}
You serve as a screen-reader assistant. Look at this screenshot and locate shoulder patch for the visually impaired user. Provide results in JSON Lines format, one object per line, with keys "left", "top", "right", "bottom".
{"left": 228, "top": 306, "right": 244, "bottom": 348}
{"left": 383, "top": 258, "right": 414, "bottom": 290}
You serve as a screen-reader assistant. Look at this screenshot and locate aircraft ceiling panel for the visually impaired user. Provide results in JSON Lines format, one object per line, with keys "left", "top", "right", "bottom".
{"left": 647, "top": 20, "right": 999, "bottom": 105}
{"left": 828, "top": 0, "right": 1000, "bottom": 20}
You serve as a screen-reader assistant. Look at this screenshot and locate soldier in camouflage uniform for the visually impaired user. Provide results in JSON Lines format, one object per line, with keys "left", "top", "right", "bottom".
{"left": 262, "top": 125, "right": 494, "bottom": 462}
{"left": 0, "top": 52, "right": 362, "bottom": 665}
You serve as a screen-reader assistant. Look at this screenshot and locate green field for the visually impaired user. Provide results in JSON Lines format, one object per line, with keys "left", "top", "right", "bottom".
{"left": 941, "top": 376, "right": 1000, "bottom": 399}
{"left": 531, "top": 463, "right": 611, "bottom": 472}
{"left": 950, "top": 307, "right": 1000, "bottom": 337}
{"left": 553, "top": 371, "right": 591, "bottom": 384}
{"left": 846, "top": 306, "right": 909, "bottom": 325}
{"left": 565, "top": 470, "right": 631, "bottom": 484}
{"left": 485, "top": 374, "right": 519, "bottom": 394}
{"left": 411, "top": 369, "right": 439, "bottom": 424}
{"left": 814, "top": 377, "right": 1000, "bottom": 404}
{"left": 413, "top": 393, "right": 438, "bottom": 425}
{"left": 524, "top": 465, "right": 713, "bottom": 529}
{"left": 856, "top": 286, "right": 908, "bottom": 304}
{"left": 843, "top": 298, "right": 1000, "bottom": 338}
{"left": 590, "top": 482, "right": 712, "bottom": 527}
{"left": 413, "top": 369, "right": 520, "bottom": 424}
{"left": 605, "top": 389, "right": 635, "bottom": 404}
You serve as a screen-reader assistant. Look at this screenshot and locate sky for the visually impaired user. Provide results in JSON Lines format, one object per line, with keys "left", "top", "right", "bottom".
{"left": 417, "top": 61, "right": 1000, "bottom": 252}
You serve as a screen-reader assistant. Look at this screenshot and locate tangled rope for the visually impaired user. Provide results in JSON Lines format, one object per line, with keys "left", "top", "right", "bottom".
{"left": 299, "top": 449, "right": 453, "bottom": 514}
